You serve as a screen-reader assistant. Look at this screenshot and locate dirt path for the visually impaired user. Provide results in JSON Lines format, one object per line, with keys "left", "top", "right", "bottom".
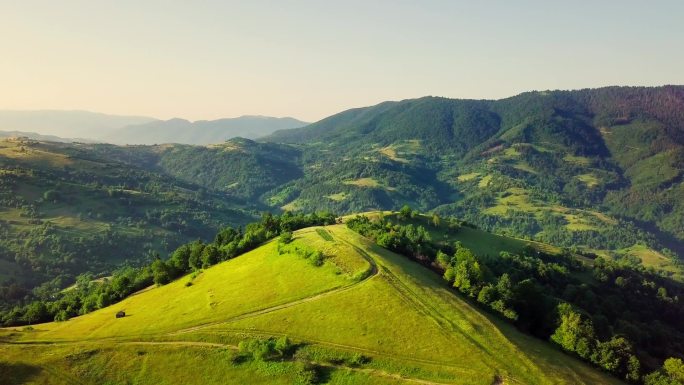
{"left": 315, "top": 361, "right": 456, "bottom": 385}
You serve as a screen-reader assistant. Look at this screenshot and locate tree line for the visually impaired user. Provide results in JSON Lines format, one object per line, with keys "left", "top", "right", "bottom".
{"left": 0, "top": 211, "right": 336, "bottom": 326}
{"left": 346, "top": 210, "right": 683, "bottom": 385}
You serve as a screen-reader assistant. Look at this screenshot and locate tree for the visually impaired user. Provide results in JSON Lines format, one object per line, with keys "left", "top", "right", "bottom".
{"left": 43, "top": 190, "right": 59, "bottom": 202}
{"left": 443, "top": 267, "right": 455, "bottom": 282}
{"left": 274, "top": 335, "right": 292, "bottom": 356}
{"left": 200, "top": 244, "right": 220, "bottom": 268}
{"left": 477, "top": 284, "right": 496, "bottom": 304}
{"left": 169, "top": 244, "right": 192, "bottom": 272}
{"left": 551, "top": 303, "right": 596, "bottom": 355}
{"left": 431, "top": 213, "right": 441, "bottom": 228}
{"left": 398, "top": 205, "right": 413, "bottom": 220}
{"left": 54, "top": 309, "right": 69, "bottom": 322}
{"left": 151, "top": 259, "right": 172, "bottom": 286}
{"left": 594, "top": 336, "right": 633, "bottom": 374}
{"left": 279, "top": 231, "right": 294, "bottom": 245}
{"left": 644, "top": 358, "right": 684, "bottom": 385}
{"left": 188, "top": 241, "right": 205, "bottom": 270}
{"left": 496, "top": 273, "right": 514, "bottom": 303}
{"left": 663, "top": 358, "right": 684, "bottom": 382}
{"left": 626, "top": 355, "right": 641, "bottom": 382}
{"left": 23, "top": 301, "right": 47, "bottom": 324}
{"left": 435, "top": 250, "right": 451, "bottom": 269}
{"left": 453, "top": 258, "right": 484, "bottom": 296}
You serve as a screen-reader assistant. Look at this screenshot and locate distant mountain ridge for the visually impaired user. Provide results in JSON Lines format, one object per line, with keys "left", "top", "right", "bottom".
{"left": 0, "top": 110, "right": 308, "bottom": 145}
{"left": 0, "top": 130, "right": 93, "bottom": 143}
{"left": 105, "top": 115, "right": 309, "bottom": 145}
{"left": 0, "top": 110, "right": 155, "bottom": 139}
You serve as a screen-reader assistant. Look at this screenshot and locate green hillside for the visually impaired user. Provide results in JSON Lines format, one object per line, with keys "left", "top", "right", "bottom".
{"left": 0, "top": 138, "right": 255, "bottom": 309}
{"left": 0, "top": 225, "right": 624, "bottom": 385}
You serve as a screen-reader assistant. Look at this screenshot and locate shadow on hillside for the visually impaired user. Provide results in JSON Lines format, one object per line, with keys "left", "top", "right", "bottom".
{"left": 0, "top": 362, "right": 43, "bottom": 384}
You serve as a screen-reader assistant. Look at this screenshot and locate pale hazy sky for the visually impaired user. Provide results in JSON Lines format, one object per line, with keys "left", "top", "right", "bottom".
{"left": 1, "top": 0, "right": 683, "bottom": 122}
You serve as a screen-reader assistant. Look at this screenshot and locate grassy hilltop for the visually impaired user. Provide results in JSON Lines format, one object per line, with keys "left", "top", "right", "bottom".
{"left": 1, "top": 224, "right": 622, "bottom": 385}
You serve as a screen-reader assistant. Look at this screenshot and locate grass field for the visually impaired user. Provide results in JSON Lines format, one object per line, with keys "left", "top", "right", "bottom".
{"left": 482, "top": 188, "right": 603, "bottom": 232}
{"left": 0, "top": 225, "right": 623, "bottom": 385}
{"left": 343, "top": 178, "right": 380, "bottom": 188}
{"left": 456, "top": 172, "right": 480, "bottom": 182}
{"left": 616, "top": 244, "right": 684, "bottom": 281}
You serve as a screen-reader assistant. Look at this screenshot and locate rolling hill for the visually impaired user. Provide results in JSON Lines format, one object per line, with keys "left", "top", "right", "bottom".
{"left": 0, "top": 224, "right": 624, "bottom": 385}
{"left": 105, "top": 116, "right": 309, "bottom": 145}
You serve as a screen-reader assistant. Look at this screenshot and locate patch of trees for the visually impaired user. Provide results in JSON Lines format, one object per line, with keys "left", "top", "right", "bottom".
{"left": 277, "top": 238, "right": 326, "bottom": 267}
{"left": 347, "top": 212, "right": 684, "bottom": 384}
{"left": 347, "top": 211, "right": 434, "bottom": 261}
{"left": 237, "top": 336, "right": 295, "bottom": 362}
{"left": 0, "top": 211, "right": 336, "bottom": 327}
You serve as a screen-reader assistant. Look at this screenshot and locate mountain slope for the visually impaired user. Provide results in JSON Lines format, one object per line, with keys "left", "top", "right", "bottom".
{"left": 260, "top": 86, "right": 684, "bottom": 273}
{"left": 105, "top": 116, "right": 308, "bottom": 145}
{"left": 0, "top": 225, "right": 623, "bottom": 385}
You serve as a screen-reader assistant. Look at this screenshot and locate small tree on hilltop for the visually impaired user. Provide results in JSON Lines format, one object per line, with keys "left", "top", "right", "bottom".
{"left": 431, "top": 213, "right": 441, "bottom": 228}
{"left": 279, "top": 231, "right": 294, "bottom": 245}
{"left": 398, "top": 205, "right": 413, "bottom": 220}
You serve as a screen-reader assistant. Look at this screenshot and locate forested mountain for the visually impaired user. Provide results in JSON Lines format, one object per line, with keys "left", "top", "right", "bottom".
{"left": 261, "top": 86, "right": 684, "bottom": 279}
{"left": 105, "top": 116, "right": 308, "bottom": 145}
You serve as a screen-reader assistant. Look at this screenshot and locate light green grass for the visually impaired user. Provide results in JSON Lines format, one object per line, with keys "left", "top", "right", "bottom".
{"left": 1, "top": 225, "right": 623, "bottom": 385}
{"left": 219, "top": 226, "right": 621, "bottom": 385}
{"left": 577, "top": 173, "right": 600, "bottom": 187}
{"left": 484, "top": 188, "right": 536, "bottom": 215}
{"left": 477, "top": 174, "right": 493, "bottom": 188}
{"left": 19, "top": 230, "right": 366, "bottom": 341}
{"left": 456, "top": 172, "right": 480, "bottom": 182}
{"left": 377, "top": 140, "right": 422, "bottom": 163}
{"left": 512, "top": 161, "right": 537, "bottom": 174}
{"left": 563, "top": 154, "right": 592, "bottom": 166}
{"left": 344, "top": 178, "right": 380, "bottom": 188}
{"left": 484, "top": 189, "right": 599, "bottom": 232}
{"left": 617, "top": 244, "right": 684, "bottom": 281}
{"left": 326, "top": 192, "right": 348, "bottom": 201}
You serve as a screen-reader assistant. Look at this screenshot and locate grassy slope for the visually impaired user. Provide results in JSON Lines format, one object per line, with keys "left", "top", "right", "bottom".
{"left": 0, "top": 226, "right": 622, "bottom": 385}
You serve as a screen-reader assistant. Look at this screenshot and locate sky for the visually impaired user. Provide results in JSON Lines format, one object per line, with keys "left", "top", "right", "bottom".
{"left": 1, "top": 0, "right": 683, "bottom": 122}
